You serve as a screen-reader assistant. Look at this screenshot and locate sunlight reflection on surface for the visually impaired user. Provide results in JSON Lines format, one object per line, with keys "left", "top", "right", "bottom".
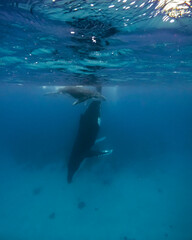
{"left": 155, "top": 0, "right": 192, "bottom": 18}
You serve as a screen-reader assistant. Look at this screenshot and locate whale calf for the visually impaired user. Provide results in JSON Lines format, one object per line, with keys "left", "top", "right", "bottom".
{"left": 45, "top": 86, "right": 106, "bottom": 105}
{"left": 67, "top": 100, "right": 112, "bottom": 183}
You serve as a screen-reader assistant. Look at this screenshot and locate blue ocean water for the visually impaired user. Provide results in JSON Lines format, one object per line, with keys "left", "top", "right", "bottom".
{"left": 0, "top": 1, "right": 192, "bottom": 240}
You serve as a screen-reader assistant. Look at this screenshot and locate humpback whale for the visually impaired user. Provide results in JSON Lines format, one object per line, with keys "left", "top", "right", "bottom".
{"left": 67, "top": 100, "right": 112, "bottom": 183}
{"left": 45, "top": 86, "right": 106, "bottom": 105}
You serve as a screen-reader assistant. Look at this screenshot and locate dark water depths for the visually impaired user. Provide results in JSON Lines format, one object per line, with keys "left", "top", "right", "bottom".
{"left": 0, "top": 1, "right": 192, "bottom": 240}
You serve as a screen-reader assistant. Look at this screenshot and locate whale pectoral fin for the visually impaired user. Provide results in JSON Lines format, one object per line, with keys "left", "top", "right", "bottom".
{"left": 44, "top": 92, "right": 58, "bottom": 96}
{"left": 95, "top": 137, "right": 106, "bottom": 144}
{"left": 73, "top": 97, "right": 87, "bottom": 105}
{"left": 72, "top": 100, "right": 80, "bottom": 105}
{"left": 100, "top": 94, "right": 106, "bottom": 101}
{"left": 98, "top": 149, "right": 113, "bottom": 157}
{"left": 86, "top": 149, "right": 113, "bottom": 158}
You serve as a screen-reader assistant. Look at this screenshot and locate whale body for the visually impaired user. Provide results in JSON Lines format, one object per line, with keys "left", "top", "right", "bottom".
{"left": 45, "top": 86, "right": 106, "bottom": 105}
{"left": 67, "top": 100, "right": 112, "bottom": 183}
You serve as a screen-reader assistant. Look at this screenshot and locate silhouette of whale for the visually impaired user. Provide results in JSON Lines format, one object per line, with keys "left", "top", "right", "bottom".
{"left": 45, "top": 86, "right": 106, "bottom": 105}
{"left": 67, "top": 100, "right": 112, "bottom": 183}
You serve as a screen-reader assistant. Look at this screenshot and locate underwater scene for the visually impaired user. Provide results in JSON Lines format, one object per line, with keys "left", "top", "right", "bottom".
{"left": 0, "top": 0, "right": 192, "bottom": 240}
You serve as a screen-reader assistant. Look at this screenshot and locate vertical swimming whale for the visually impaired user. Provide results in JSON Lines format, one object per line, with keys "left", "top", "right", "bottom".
{"left": 67, "top": 100, "right": 112, "bottom": 183}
